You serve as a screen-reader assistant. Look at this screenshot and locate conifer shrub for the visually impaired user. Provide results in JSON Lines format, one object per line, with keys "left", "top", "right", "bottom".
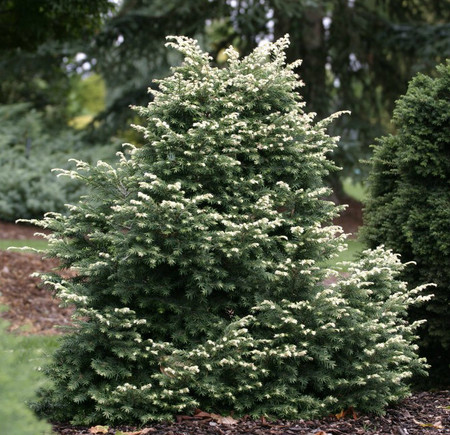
{"left": 362, "top": 61, "right": 450, "bottom": 379}
{"left": 31, "top": 37, "right": 428, "bottom": 425}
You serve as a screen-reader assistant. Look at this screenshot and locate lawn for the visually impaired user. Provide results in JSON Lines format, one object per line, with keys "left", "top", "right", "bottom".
{"left": 0, "top": 317, "right": 59, "bottom": 435}
{"left": 0, "top": 239, "right": 49, "bottom": 251}
{"left": 336, "top": 238, "right": 365, "bottom": 263}
{"left": 342, "top": 177, "right": 368, "bottom": 203}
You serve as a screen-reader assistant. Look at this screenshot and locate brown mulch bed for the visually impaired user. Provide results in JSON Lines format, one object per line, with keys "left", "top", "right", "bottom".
{"left": 52, "top": 391, "right": 450, "bottom": 434}
{"left": 0, "top": 219, "right": 51, "bottom": 239}
{"left": 0, "top": 250, "right": 74, "bottom": 334}
{"left": 0, "top": 219, "right": 73, "bottom": 334}
{"left": 333, "top": 197, "right": 362, "bottom": 239}
{"left": 1, "top": 210, "right": 449, "bottom": 434}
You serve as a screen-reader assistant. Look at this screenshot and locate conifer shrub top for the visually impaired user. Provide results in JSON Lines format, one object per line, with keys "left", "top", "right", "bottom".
{"left": 32, "top": 36, "right": 428, "bottom": 425}
{"left": 362, "top": 61, "right": 450, "bottom": 378}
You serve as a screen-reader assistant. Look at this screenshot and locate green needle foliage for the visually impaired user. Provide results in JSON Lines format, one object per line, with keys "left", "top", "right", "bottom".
{"left": 31, "top": 36, "right": 428, "bottom": 425}
{"left": 363, "top": 61, "right": 450, "bottom": 381}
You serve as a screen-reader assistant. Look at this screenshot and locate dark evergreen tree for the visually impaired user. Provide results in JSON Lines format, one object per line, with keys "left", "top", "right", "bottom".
{"left": 363, "top": 61, "right": 450, "bottom": 383}
{"left": 0, "top": 0, "right": 115, "bottom": 121}
{"left": 31, "top": 37, "right": 427, "bottom": 425}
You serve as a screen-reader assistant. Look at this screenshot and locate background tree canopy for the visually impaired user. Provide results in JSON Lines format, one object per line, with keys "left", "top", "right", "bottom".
{"left": 0, "top": 0, "right": 119, "bottom": 221}
{"left": 0, "top": 0, "right": 115, "bottom": 123}
{"left": 0, "top": 0, "right": 113, "bottom": 51}
{"left": 1, "top": 0, "right": 449, "bottom": 197}
{"left": 87, "top": 0, "right": 450, "bottom": 189}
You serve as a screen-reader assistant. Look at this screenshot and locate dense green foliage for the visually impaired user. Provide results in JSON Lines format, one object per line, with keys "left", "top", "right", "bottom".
{"left": 68, "top": 74, "right": 106, "bottom": 120}
{"left": 363, "top": 61, "right": 450, "bottom": 379}
{"left": 0, "top": 104, "right": 118, "bottom": 221}
{"left": 32, "top": 37, "right": 427, "bottom": 425}
{"left": 0, "top": 315, "right": 56, "bottom": 435}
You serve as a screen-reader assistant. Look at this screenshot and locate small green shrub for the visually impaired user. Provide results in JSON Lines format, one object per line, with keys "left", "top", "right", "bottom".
{"left": 0, "top": 103, "right": 117, "bottom": 221}
{"left": 363, "top": 61, "right": 450, "bottom": 379}
{"left": 31, "top": 36, "right": 427, "bottom": 425}
{"left": 0, "top": 316, "right": 53, "bottom": 435}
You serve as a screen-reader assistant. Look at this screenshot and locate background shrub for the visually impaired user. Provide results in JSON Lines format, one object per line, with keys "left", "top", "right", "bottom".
{"left": 31, "top": 37, "right": 427, "bottom": 425}
{"left": 0, "top": 103, "right": 118, "bottom": 221}
{"left": 363, "top": 61, "right": 450, "bottom": 381}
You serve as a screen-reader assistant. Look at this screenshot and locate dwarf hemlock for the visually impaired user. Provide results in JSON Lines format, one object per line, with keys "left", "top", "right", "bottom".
{"left": 31, "top": 36, "right": 428, "bottom": 424}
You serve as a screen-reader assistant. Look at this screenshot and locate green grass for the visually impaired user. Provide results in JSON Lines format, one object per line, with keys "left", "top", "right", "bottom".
{"left": 10, "top": 332, "right": 61, "bottom": 357}
{"left": 0, "top": 239, "right": 48, "bottom": 251}
{"left": 0, "top": 316, "right": 59, "bottom": 435}
{"left": 322, "top": 239, "right": 366, "bottom": 271}
{"left": 342, "top": 177, "right": 367, "bottom": 203}
{"left": 337, "top": 239, "right": 366, "bottom": 263}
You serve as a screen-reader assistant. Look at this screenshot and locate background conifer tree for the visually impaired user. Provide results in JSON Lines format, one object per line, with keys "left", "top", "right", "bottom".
{"left": 363, "top": 61, "right": 450, "bottom": 383}
{"left": 32, "top": 36, "right": 427, "bottom": 424}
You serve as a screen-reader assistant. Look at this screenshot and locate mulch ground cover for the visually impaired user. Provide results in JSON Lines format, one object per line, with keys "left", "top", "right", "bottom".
{"left": 52, "top": 390, "right": 450, "bottom": 435}
{"left": 0, "top": 221, "right": 73, "bottom": 334}
{"left": 1, "top": 205, "right": 449, "bottom": 434}
{"left": 0, "top": 250, "right": 74, "bottom": 334}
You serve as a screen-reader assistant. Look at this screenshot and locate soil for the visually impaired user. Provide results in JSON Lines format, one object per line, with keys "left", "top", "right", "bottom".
{"left": 52, "top": 391, "right": 450, "bottom": 434}
{"left": 0, "top": 219, "right": 51, "bottom": 239}
{"left": 333, "top": 197, "right": 363, "bottom": 239}
{"left": 0, "top": 250, "right": 74, "bottom": 334}
{"left": 0, "top": 216, "right": 73, "bottom": 334}
{"left": 1, "top": 206, "right": 449, "bottom": 434}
